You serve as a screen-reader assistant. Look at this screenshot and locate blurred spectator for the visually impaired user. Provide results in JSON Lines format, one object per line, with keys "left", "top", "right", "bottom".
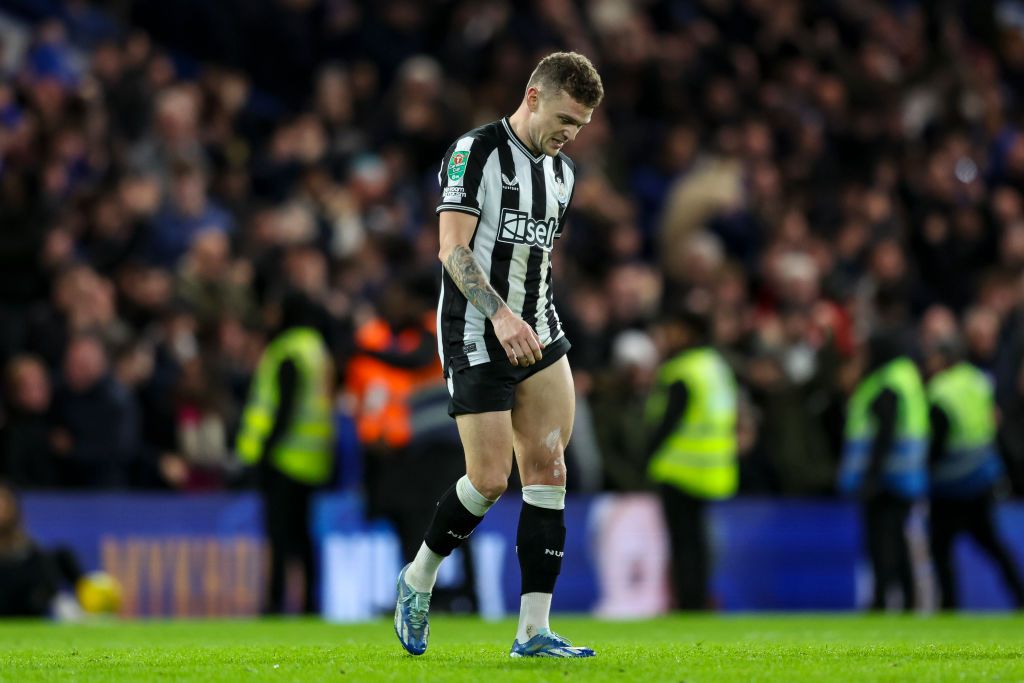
{"left": 115, "top": 263, "right": 174, "bottom": 332}
{"left": 0, "top": 1, "right": 1023, "bottom": 503}
{"left": 175, "top": 230, "right": 255, "bottom": 332}
{"left": 923, "top": 331, "right": 1024, "bottom": 610}
{"left": 130, "top": 84, "right": 203, "bottom": 178}
{"left": 964, "top": 306, "right": 1002, "bottom": 376}
{"left": 376, "top": 56, "right": 458, "bottom": 174}
{"left": 838, "top": 328, "right": 929, "bottom": 611}
{"left": 345, "top": 275, "right": 466, "bottom": 568}
{"left": 51, "top": 334, "right": 140, "bottom": 488}
{"left": 659, "top": 161, "right": 742, "bottom": 286}
{"left": 0, "top": 355, "right": 57, "bottom": 488}
{"left": 745, "top": 302, "right": 842, "bottom": 495}
{"left": 111, "top": 339, "right": 167, "bottom": 488}
{"left": 0, "top": 482, "right": 83, "bottom": 617}
{"left": 161, "top": 356, "right": 236, "bottom": 491}
{"left": 149, "top": 161, "right": 234, "bottom": 267}
{"left": 647, "top": 299, "right": 738, "bottom": 610}
{"left": 590, "top": 330, "right": 658, "bottom": 492}
{"left": 25, "top": 264, "right": 130, "bottom": 369}
{"left": 996, "top": 294, "right": 1024, "bottom": 494}
{"left": 920, "top": 305, "right": 959, "bottom": 351}
{"left": 663, "top": 231, "right": 726, "bottom": 296}
{"left": 236, "top": 290, "right": 334, "bottom": 614}
{"left": 0, "top": 158, "right": 52, "bottom": 330}
{"left": 604, "top": 262, "right": 662, "bottom": 332}
{"left": 82, "top": 188, "right": 146, "bottom": 276}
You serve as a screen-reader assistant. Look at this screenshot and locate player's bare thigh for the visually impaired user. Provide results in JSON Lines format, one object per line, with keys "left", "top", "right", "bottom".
{"left": 455, "top": 411, "right": 514, "bottom": 500}
{"left": 511, "top": 355, "right": 575, "bottom": 487}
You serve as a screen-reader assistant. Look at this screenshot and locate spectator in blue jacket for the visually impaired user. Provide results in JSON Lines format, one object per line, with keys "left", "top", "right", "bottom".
{"left": 51, "top": 335, "right": 140, "bottom": 488}
{"left": 148, "top": 161, "right": 234, "bottom": 268}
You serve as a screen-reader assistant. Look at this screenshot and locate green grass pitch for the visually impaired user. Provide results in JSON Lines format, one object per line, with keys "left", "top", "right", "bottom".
{"left": 1, "top": 614, "right": 1023, "bottom": 681}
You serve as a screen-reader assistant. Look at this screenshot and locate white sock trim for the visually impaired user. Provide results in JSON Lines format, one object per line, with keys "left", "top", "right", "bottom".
{"left": 522, "top": 484, "right": 566, "bottom": 510}
{"left": 456, "top": 474, "right": 498, "bottom": 517}
{"left": 405, "top": 542, "right": 443, "bottom": 593}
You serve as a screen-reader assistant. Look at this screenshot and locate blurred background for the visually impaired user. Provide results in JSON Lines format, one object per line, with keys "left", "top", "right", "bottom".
{"left": 1, "top": 0, "right": 1024, "bottom": 619}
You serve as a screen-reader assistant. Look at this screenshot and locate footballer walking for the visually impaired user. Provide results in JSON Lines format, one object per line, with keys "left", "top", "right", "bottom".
{"left": 394, "top": 51, "right": 603, "bottom": 658}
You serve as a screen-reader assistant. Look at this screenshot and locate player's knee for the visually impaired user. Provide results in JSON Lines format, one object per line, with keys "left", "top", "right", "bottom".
{"left": 468, "top": 472, "right": 507, "bottom": 501}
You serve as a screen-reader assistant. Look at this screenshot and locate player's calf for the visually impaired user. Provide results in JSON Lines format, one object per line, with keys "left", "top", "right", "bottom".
{"left": 395, "top": 474, "right": 501, "bottom": 655}
{"left": 510, "top": 484, "right": 595, "bottom": 657}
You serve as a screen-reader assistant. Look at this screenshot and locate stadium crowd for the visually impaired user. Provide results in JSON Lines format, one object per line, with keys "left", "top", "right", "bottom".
{"left": 1, "top": 0, "right": 1024, "bottom": 497}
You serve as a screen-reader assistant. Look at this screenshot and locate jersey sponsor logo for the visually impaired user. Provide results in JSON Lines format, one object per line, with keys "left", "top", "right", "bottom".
{"left": 462, "top": 342, "right": 477, "bottom": 354}
{"left": 442, "top": 185, "right": 467, "bottom": 202}
{"left": 447, "top": 529, "right": 472, "bottom": 540}
{"left": 544, "top": 548, "right": 564, "bottom": 557}
{"left": 497, "top": 208, "right": 558, "bottom": 251}
{"left": 502, "top": 173, "right": 519, "bottom": 191}
{"left": 448, "top": 150, "right": 470, "bottom": 181}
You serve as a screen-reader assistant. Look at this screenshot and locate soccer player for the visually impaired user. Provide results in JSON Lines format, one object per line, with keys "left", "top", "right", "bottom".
{"left": 394, "top": 52, "right": 603, "bottom": 658}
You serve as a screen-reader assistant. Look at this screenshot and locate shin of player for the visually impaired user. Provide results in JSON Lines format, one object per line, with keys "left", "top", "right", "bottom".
{"left": 404, "top": 474, "right": 499, "bottom": 593}
{"left": 516, "top": 481, "right": 566, "bottom": 642}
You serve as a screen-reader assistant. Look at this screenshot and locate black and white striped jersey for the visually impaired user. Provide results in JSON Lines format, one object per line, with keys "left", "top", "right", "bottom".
{"left": 435, "top": 117, "right": 577, "bottom": 371}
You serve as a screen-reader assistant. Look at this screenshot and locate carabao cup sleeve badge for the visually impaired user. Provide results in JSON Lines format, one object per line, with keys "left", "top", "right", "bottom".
{"left": 448, "top": 150, "right": 471, "bottom": 182}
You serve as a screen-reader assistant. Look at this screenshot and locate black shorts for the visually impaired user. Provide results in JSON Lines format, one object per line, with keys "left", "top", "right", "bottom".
{"left": 445, "top": 336, "right": 571, "bottom": 417}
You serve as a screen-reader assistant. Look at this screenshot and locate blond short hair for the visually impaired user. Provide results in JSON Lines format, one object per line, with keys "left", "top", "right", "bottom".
{"left": 527, "top": 52, "right": 604, "bottom": 108}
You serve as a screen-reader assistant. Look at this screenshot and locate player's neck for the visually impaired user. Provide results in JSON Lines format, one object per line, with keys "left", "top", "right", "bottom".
{"left": 507, "top": 106, "right": 541, "bottom": 156}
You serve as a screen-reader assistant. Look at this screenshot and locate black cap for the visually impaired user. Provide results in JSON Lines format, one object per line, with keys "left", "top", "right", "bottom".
{"left": 867, "top": 325, "right": 911, "bottom": 371}
{"left": 278, "top": 289, "right": 327, "bottom": 333}
{"left": 656, "top": 289, "right": 713, "bottom": 342}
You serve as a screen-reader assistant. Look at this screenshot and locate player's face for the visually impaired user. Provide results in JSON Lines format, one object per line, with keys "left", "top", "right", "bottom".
{"left": 529, "top": 89, "right": 593, "bottom": 156}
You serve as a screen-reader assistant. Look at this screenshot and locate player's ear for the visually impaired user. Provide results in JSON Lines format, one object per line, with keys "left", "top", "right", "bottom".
{"left": 526, "top": 87, "right": 540, "bottom": 112}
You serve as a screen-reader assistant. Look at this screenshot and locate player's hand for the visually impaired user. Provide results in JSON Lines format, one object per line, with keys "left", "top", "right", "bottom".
{"left": 491, "top": 306, "right": 544, "bottom": 367}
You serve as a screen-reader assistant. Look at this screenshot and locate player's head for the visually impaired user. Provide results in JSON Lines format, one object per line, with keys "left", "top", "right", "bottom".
{"left": 521, "top": 52, "right": 603, "bottom": 157}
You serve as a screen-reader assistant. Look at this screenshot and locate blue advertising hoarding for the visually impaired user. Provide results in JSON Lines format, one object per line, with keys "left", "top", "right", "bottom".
{"left": 19, "top": 493, "right": 1024, "bottom": 618}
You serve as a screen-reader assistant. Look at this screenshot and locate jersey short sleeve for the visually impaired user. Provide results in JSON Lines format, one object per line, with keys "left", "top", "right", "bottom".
{"left": 436, "top": 135, "right": 487, "bottom": 217}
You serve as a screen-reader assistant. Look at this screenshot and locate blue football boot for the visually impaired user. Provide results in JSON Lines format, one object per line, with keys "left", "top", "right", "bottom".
{"left": 509, "top": 628, "right": 596, "bottom": 658}
{"left": 394, "top": 564, "right": 430, "bottom": 656}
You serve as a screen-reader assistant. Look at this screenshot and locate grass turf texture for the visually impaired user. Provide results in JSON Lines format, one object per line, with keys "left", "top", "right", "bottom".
{"left": 1, "top": 615, "right": 1023, "bottom": 682}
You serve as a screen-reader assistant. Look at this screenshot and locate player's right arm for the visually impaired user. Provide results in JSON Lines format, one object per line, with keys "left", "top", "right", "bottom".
{"left": 438, "top": 211, "right": 543, "bottom": 367}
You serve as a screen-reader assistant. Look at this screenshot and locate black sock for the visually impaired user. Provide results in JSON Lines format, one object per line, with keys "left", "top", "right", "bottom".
{"left": 423, "top": 482, "right": 485, "bottom": 557}
{"left": 516, "top": 502, "right": 565, "bottom": 594}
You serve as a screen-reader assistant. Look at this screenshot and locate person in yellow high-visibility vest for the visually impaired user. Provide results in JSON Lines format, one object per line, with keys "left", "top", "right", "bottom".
{"left": 838, "top": 327, "right": 928, "bottom": 611}
{"left": 923, "top": 335, "right": 1024, "bottom": 610}
{"left": 236, "top": 290, "right": 334, "bottom": 614}
{"left": 646, "top": 301, "right": 738, "bottom": 610}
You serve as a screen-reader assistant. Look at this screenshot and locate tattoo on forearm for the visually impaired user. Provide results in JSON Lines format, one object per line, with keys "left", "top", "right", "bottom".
{"left": 445, "top": 244, "right": 504, "bottom": 318}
